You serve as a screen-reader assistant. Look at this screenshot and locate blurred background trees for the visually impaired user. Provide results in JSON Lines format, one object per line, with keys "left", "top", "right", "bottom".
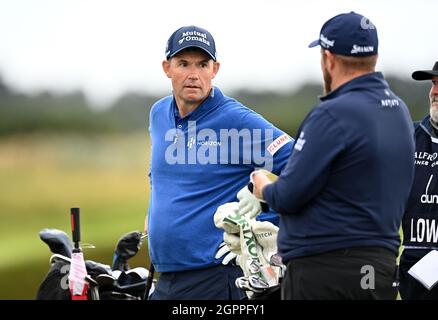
{"left": 0, "top": 74, "right": 430, "bottom": 138}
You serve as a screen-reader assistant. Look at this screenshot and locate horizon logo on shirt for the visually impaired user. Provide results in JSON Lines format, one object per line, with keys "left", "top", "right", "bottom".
{"left": 187, "top": 136, "right": 196, "bottom": 148}
{"left": 164, "top": 120, "right": 275, "bottom": 171}
{"left": 188, "top": 137, "right": 222, "bottom": 149}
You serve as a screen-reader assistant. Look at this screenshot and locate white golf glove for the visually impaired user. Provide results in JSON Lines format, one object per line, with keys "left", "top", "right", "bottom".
{"left": 214, "top": 202, "right": 241, "bottom": 234}
{"left": 214, "top": 201, "right": 282, "bottom": 296}
{"left": 214, "top": 202, "right": 241, "bottom": 265}
{"left": 215, "top": 242, "right": 238, "bottom": 265}
{"left": 235, "top": 219, "right": 283, "bottom": 295}
{"left": 249, "top": 220, "right": 279, "bottom": 263}
{"left": 223, "top": 232, "right": 241, "bottom": 255}
{"left": 237, "top": 185, "right": 263, "bottom": 219}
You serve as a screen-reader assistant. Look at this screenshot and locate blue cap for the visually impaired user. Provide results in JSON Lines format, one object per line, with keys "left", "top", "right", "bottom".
{"left": 165, "top": 26, "right": 217, "bottom": 61}
{"left": 309, "top": 12, "right": 378, "bottom": 57}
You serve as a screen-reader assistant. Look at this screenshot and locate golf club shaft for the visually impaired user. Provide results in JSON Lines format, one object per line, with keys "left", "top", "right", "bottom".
{"left": 144, "top": 263, "right": 155, "bottom": 300}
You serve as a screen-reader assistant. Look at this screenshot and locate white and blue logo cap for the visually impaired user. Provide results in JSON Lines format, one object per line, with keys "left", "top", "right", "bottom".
{"left": 308, "top": 11, "right": 378, "bottom": 57}
{"left": 165, "top": 25, "right": 217, "bottom": 61}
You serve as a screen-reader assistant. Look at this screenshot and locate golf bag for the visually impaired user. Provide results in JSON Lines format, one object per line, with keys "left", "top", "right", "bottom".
{"left": 36, "top": 228, "right": 155, "bottom": 300}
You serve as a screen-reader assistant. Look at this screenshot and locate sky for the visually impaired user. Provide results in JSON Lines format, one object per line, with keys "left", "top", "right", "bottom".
{"left": 0, "top": 0, "right": 436, "bottom": 107}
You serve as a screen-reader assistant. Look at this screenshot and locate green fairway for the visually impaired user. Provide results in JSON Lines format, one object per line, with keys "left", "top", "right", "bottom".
{"left": 0, "top": 132, "right": 151, "bottom": 299}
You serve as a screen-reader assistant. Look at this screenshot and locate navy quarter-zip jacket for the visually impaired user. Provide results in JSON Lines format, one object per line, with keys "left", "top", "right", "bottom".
{"left": 263, "top": 72, "right": 415, "bottom": 263}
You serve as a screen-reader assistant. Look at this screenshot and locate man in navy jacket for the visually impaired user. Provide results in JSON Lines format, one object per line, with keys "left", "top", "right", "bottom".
{"left": 399, "top": 61, "right": 438, "bottom": 300}
{"left": 249, "top": 12, "right": 415, "bottom": 299}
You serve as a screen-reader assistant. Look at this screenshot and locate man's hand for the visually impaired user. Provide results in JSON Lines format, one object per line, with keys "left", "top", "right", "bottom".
{"left": 237, "top": 170, "right": 274, "bottom": 219}
{"left": 250, "top": 170, "right": 272, "bottom": 200}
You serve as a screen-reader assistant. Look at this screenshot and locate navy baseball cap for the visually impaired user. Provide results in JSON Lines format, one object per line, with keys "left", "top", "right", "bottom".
{"left": 309, "top": 11, "right": 378, "bottom": 57}
{"left": 412, "top": 61, "right": 438, "bottom": 81}
{"left": 165, "top": 25, "right": 217, "bottom": 61}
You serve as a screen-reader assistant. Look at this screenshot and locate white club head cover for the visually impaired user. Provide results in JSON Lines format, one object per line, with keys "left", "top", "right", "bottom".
{"left": 213, "top": 202, "right": 241, "bottom": 234}
{"left": 237, "top": 185, "right": 262, "bottom": 219}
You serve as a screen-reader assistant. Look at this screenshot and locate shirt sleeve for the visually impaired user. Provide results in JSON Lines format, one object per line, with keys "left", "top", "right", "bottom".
{"left": 239, "top": 109, "right": 294, "bottom": 174}
{"left": 263, "top": 108, "right": 346, "bottom": 215}
{"left": 238, "top": 108, "right": 295, "bottom": 225}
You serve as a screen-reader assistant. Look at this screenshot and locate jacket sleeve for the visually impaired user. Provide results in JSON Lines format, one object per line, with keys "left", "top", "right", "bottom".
{"left": 263, "top": 108, "right": 346, "bottom": 215}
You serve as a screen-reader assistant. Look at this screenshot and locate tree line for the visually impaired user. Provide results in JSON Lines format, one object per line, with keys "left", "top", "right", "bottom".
{"left": 0, "top": 75, "right": 430, "bottom": 137}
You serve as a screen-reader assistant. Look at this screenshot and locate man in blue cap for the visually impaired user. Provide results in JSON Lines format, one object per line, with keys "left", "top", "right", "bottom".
{"left": 399, "top": 61, "right": 438, "bottom": 300}
{"left": 246, "top": 12, "right": 415, "bottom": 299}
{"left": 145, "top": 26, "right": 293, "bottom": 299}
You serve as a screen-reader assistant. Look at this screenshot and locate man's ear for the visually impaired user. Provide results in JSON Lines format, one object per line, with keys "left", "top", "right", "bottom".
{"left": 162, "top": 60, "right": 171, "bottom": 78}
{"left": 211, "top": 61, "right": 220, "bottom": 79}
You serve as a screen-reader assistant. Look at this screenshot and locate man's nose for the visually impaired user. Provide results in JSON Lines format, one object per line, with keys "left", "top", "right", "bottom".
{"left": 432, "top": 84, "right": 438, "bottom": 96}
{"left": 188, "top": 72, "right": 199, "bottom": 80}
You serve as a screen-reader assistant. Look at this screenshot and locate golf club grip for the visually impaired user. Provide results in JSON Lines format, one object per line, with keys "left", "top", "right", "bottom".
{"left": 70, "top": 207, "right": 81, "bottom": 243}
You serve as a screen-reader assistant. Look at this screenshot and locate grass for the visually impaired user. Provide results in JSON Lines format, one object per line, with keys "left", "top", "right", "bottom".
{"left": 0, "top": 132, "right": 151, "bottom": 299}
{"left": 0, "top": 132, "right": 408, "bottom": 299}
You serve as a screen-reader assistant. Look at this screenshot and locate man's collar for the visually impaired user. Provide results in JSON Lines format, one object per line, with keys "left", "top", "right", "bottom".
{"left": 419, "top": 115, "right": 438, "bottom": 138}
{"left": 172, "top": 87, "right": 220, "bottom": 120}
{"left": 320, "top": 72, "right": 385, "bottom": 102}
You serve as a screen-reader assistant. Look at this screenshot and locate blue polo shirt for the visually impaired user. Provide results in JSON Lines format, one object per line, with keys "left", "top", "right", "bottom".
{"left": 263, "top": 72, "right": 415, "bottom": 263}
{"left": 148, "top": 87, "right": 293, "bottom": 273}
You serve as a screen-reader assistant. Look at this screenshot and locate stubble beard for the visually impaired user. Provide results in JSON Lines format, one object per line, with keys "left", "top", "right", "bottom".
{"left": 430, "top": 95, "right": 438, "bottom": 123}
{"left": 323, "top": 65, "right": 332, "bottom": 95}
